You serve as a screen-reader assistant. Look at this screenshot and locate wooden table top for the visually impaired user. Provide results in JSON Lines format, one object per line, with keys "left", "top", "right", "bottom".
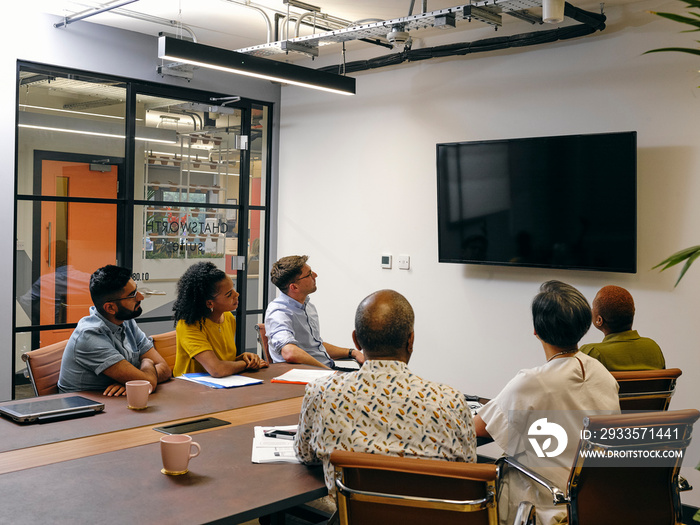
{"left": 0, "top": 365, "right": 329, "bottom": 524}
{"left": 0, "top": 413, "right": 326, "bottom": 525}
{"left": 0, "top": 363, "right": 309, "bottom": 454}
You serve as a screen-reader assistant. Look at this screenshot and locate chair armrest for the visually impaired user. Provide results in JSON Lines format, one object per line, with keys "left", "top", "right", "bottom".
{"left": 679, "top": 476, "right": 693, "bottom": 492}
{"left": 513, "top": 501, "right": 536, "bottom": 525}
{"left": 497, "top": 457, "right": 569, "bottom": 506}
{"left": 334, "top": 477, "right": 494, "bottom": 512}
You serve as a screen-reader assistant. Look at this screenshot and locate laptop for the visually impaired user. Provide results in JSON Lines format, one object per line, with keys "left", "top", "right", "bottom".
{"left": 0, "top": 395, "right": 105, "bottom": 423}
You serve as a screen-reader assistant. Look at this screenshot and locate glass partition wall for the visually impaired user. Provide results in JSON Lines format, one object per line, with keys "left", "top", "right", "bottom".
{"left": 14, "top": 64, "right": 272, "bottom": 397}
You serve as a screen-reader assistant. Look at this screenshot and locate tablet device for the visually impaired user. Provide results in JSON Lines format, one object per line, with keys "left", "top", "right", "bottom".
{"left": 0, "top": 395, "right": 105, "bottom": 423}
{"left": 154, "top": 417, "right": 230, "bottom": 435}
{"left": 332, "top": 359, "right": 361, "bottom": 372}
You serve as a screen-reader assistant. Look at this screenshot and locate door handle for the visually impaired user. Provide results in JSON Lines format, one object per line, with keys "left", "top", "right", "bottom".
{"left": 46, "top": 222, "right": 52, "bottom": 267}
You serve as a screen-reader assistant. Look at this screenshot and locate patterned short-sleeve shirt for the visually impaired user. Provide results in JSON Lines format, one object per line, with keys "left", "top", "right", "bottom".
{"left": 294, "top": 360, "right": 477, "bottom": 492}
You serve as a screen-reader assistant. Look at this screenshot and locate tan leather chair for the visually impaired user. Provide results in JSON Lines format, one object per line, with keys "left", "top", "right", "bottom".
{"left": 330, "top": 450, "right": 534, "bottom": 525}
{"left": 21, "top": 339, "right": 70, "bottom": 396}
{"left": 151, "top": 330, "right": 177, "bottom": 372}
{"left": 255, "top": 323, "right": 272, "bottom": 363}
{"left": 611, "top": 368, "right": 682, "bottom": 411}
{"left": 501, "top": 408, "right": 700, "bottom": 525}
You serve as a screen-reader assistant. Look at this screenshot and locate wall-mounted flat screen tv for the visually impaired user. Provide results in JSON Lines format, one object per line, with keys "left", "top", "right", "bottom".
{"left": 436, "top": 131, "right": 637, "bottom": 273}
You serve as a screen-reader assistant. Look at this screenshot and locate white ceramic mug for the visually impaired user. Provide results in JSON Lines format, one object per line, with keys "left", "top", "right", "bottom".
{"left": 125, "top": 380, "right": 152, "bottom": 410}
{"left": 160, "top": 434, "right": 201, "bottom": 475}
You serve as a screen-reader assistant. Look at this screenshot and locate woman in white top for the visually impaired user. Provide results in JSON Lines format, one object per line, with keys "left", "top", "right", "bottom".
{"left": 474, "top": 280, "right": 620, "bottom": 525}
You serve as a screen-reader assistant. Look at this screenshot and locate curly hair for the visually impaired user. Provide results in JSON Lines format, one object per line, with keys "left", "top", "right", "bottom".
{"left": 532, "top": 280, "right": 591, "bottom": 348}
{"left": 173, "top": 262, "right": 228, "bottom": 327}
{"left": 594, "top": 285, "right": 635, "bottom": 332}
{"left": 270, "top": 255, "right": 308, "bottom": 293}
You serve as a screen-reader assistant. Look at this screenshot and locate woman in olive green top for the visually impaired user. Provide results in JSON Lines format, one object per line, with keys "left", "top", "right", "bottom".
{"left": 173, "top": 262, "right": 267, "bottom": 377}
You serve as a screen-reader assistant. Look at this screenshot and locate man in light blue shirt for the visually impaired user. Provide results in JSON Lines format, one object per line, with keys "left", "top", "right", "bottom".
{"left": 265, "top": 255, "right": 364, "bottom": 368}
{"left": 58, "top": 265, "right": 171, "bottom": 396}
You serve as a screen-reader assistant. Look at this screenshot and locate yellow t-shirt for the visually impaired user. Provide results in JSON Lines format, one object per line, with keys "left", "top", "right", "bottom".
{"left": 173, "top": 312, "right": 237, "bottom": 377}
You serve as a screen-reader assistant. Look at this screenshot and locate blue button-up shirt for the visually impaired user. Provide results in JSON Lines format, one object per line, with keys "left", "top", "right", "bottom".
{"left": 58, "top": 306, "right": 153, "bottom": 392}
{"left": 264, "top": 293, "right": 333, "bottom": 366}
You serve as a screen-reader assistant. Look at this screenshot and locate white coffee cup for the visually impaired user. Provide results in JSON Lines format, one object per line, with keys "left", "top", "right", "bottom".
{"left": 125, "top": 380, "right": 152, "bottom": 410}
{"left": 160, "top": 434, "right": 201, "bottom": 475}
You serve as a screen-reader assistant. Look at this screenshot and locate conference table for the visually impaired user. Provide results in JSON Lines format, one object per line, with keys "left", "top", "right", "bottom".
{"left": 0, "top": 364, "right": 327, "bottom": 524}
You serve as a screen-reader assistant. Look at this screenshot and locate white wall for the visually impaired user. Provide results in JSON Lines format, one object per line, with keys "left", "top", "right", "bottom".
{"left": 278, "top": 0, "right": 700, "bottom": 504}
{"left": 0, "top": 11, "right": 282, "bottom": 401}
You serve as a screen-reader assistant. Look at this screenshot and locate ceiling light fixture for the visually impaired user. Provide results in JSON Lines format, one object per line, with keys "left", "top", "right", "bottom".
{"left": 158, "top": 36, "right": 356, "bottom": 96}
{"left": 18, "top": 111, "right": 177, "bottom": 144}
{"left": 19, "top": 104, "right": 124, "bottom": 120}
{"left": 18, "top": 124, "right": 177, "bottom": 144}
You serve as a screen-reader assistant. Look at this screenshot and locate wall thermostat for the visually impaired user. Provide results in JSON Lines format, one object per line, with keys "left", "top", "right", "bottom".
{"left": 381, "top": 254, "right": 392, "bottom": 269}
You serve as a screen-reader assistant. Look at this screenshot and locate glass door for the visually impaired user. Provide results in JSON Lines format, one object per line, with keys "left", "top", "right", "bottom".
{"left": 131, "top": 90, "right": 270, "bottom": 355}
{"left": 15, "top": 68, "right": 127, "bottom": 383}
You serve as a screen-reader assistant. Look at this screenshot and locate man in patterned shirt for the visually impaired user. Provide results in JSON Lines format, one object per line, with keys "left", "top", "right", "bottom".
{"left": 294, "top": 289, "right": 477, "bottom": 493}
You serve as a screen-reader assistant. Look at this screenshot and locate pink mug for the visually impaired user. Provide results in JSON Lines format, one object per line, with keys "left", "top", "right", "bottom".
{"left": 160, "top": 434, "right": 201, "bottom": 475}
{"left": 125, "top": 380, "right": 152, "bottom": 410}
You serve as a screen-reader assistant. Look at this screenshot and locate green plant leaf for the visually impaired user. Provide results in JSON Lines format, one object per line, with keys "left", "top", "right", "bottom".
{"left": 651, "top": 10, "right": 700, "bottom": 27}
{"left": 674, "top": 249, "right": 700, "bottom": 286}
{"left": 645, "top": 47, "right": 700, "bottom": 55}
{"left": 653, "top": 246, "right": 700, "bottom": 286}
{"left": 652, "top": 245, "right": 700, "bottom": 269}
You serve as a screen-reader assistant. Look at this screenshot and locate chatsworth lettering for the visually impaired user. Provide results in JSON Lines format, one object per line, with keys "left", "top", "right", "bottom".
{"left": 148, "top": 220, "right": 229, "bottom": 235}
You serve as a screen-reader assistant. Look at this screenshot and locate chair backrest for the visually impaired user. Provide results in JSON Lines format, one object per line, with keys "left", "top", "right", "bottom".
{"left": 255, "top": 323, "right": 271, "bottom": 363}
{"left": 21, "top": 339, "right": 70, "bottom": 396}
{"left": 330, "top": 450, "right": 499, "bottom": 525}
{"left": 151, "top": 330, "right": 177, "bottom": 371}
{"left": 611, "top": 368, "right": 682, "bottom": 411}
{"left": 568, "top": 408, "right": 700, "bottom": 525}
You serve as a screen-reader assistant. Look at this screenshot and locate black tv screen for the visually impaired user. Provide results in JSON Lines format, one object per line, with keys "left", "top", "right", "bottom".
{"left": 436, "top": 132, "right": 637, "bottom": 273}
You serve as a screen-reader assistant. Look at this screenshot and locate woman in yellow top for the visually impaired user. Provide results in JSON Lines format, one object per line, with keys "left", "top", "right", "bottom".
{"left": 173, "top": 262, "right": 267, "bottom": 377}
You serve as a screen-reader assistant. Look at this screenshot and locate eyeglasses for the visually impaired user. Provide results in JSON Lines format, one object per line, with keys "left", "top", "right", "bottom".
{"left": 295, "top": 270, "right": 313, "bottom": 282}
{"left": 112, "top": 286, "right": 139, "bottom": 302}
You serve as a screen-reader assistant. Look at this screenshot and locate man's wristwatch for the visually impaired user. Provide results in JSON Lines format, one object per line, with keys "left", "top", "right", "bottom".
{"left": 348, "top": 348, "right": 354, "bottom": 359}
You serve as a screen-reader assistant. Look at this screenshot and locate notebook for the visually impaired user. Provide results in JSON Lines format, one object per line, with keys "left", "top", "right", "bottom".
{"left": 270, "top": 368, "right": 336, "bottom": 385}
{"left": 0, "top": 395, "right": 105, "bottom": 423}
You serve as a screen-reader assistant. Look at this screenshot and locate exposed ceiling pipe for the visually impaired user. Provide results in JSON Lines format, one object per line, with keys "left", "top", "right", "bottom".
{"left": 294, "top": 12, "right": 319, "bottom": 39}
{"left": 318, "top": 3, "right": 605, "bottom": 74}
{"left": 227, "top": 0, "right": 353, "bottom": 32}
{"left": 278, "top": 14, "right": 347, "bottom": 40}
{"left": 349, "top": 19, "right": 384, "bottom": 26}
{"left": 272, "top": 13, "right": 392, "bottom": 49}
{"left": 169, "top": 109, "right": 202, "bottom": 130}
{"left": 277, "top": 13, "right": 349, "bottom": 39}
{"left": 54, "top": 0, "right": 139, "bottom": 28}
{"left": 220, "top": 0, "right": 273, "bottom": 43}
{"left": 76, "top": 4, "right": 200, "bottom": 42}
